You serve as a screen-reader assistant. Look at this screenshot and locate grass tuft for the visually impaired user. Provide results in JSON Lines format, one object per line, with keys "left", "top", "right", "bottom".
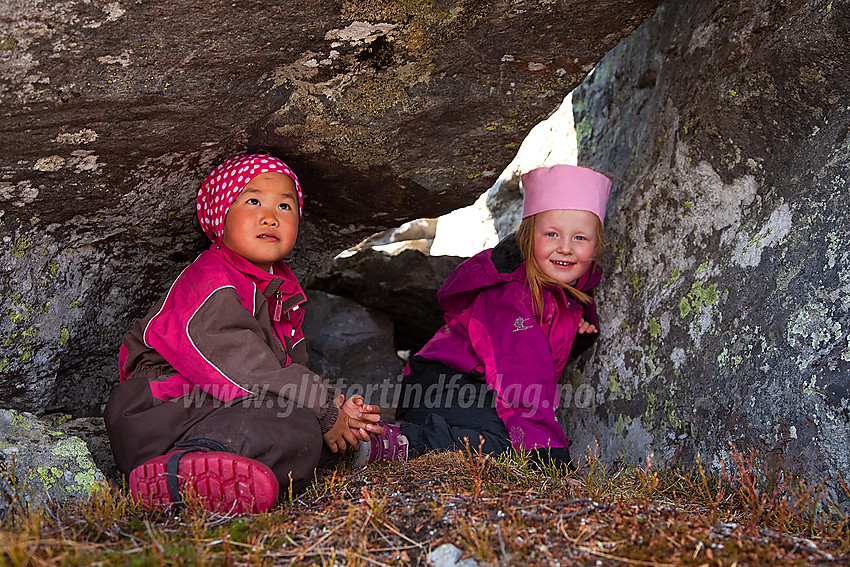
{"left": 0, "top": 444, "right": 847, "bottom": 565}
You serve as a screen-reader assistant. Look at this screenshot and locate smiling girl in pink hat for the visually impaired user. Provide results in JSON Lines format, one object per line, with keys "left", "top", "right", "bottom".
{"left": 359, "top": 164, "right": 611, "bottom": 470}
{"left": 104, "top": 154, "right": 384, "bottom": 514}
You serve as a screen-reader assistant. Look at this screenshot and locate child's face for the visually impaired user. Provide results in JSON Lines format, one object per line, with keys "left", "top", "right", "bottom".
{"left": 533, "top": 209, "right": 599, "bottom": 285}
{"left": 222, "top": 172, "right": 299, "bottom": 271}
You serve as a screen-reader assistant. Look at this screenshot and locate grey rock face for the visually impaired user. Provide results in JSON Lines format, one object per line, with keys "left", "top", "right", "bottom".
{"left": 0, "top": 0, "right": 661, "bottom": 416}
{"left": 302, "top": 290, "right": 404, "bottom": 411}
{"left": 564, "top": 0, "right": 850, "bottom": 506}
{"left": 305, "top": 248, "right": 465, "bottom": 352}
{"left": 0, "top": 409, "right": 105, "bottom": 514}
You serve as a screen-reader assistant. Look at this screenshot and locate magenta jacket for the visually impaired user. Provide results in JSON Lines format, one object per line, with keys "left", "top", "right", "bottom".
{"left": 416, "top": 237, "right": 602, "bottom": 450}
{"left": 117, "top": 243, "right": 338, "bottom": 432}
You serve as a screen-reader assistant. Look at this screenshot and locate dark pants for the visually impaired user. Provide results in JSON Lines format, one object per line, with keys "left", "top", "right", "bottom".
{"left": 104, "top": 373, "right": 337, "bottom": 495}
{"left": 395, "top": 357, "right": 572, "bottom": 469}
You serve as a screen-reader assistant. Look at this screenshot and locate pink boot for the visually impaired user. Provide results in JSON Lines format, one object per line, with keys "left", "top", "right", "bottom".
{"left": 129, "top": 449, "right": 279, "bottom": 515}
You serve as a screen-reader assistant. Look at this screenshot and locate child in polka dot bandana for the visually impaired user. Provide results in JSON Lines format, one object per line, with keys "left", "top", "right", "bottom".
{"left": 104, "top": 154, "right": 384, "bottom": 514}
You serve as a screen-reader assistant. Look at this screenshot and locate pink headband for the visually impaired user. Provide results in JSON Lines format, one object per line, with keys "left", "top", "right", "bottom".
{"left": 521, "top": 164, "right": 612, "bottom": 225}
{"left": 196, "top": 154, "right": 302, "bottom": 242}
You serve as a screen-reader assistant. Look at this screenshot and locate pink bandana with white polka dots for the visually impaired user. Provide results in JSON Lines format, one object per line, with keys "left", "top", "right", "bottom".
{"left": 196, "top": 154, "right": 303, "bottom": 242}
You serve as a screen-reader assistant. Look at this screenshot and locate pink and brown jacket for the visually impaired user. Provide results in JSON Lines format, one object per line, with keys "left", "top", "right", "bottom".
{"left": 416, "top": 236, "right": 602, "bottom": 451}
{"left": 118, "top": 243, "right": 338, "bottom": 433}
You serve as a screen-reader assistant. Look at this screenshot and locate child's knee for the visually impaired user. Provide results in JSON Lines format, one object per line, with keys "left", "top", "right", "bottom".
{"left": 241, "top": 406, "right": 325, "bottom": 490}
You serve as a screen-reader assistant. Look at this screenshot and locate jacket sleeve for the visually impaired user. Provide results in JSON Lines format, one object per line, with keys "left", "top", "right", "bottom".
{"left": 145, "top": 286, "right": 338, "bottom": 433}
{"left": 289, "top": 338, "right": 310, "bottom": 366}
{"left": 466, "top": 284, "right": 571, "bottom": 450}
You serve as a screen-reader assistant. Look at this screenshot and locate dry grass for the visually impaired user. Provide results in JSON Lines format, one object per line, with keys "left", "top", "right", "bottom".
{"left": 0, "top": 443, "right": 848, "bottom": 566}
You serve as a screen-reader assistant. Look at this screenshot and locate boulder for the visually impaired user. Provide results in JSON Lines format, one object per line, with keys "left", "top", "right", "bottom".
{"left": 305, "top": 249, "right": 465, "bottom": 352}
{"left": 563, "top": 0, "right": 850, "bottom": 507}
{"left": 302, "top": 290, "right": 404, "bottom": 412}
{"left": 41, "top": 413, "right": 119, "bottom": 482}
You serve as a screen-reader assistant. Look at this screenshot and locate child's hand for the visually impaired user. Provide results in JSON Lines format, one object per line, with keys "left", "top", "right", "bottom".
{"left": 322, "top": 395, "right": 385, "bottom": 453}
{"left": 577, "top": 318, "right": 598, "bottom": 334}
{"left": 340, "top": 395, "right": 385, "bottom": 442}
{"left": 322, "top": 407, "right": 358, "bottom": 453}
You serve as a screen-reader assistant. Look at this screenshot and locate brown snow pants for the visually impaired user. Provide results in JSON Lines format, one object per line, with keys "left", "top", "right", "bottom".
{"left": 104, "top": 374, "right": 337, "bottom": 495}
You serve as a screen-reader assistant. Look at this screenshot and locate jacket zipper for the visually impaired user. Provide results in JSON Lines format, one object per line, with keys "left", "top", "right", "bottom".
{"left": 273, "top": 292, "right": 283, "bottom": 322}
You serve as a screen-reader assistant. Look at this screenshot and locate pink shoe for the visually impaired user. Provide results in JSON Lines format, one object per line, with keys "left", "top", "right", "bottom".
{"left": 129, "top": 450, "right": 279, "bottom": 515}
{"left": 353, "top": 423, "right": 409, "bottom": 467}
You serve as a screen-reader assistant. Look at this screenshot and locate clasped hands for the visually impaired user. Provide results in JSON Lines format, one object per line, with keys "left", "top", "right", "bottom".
{"left": 322, "top": 394, "right": 385, "bottom": 453}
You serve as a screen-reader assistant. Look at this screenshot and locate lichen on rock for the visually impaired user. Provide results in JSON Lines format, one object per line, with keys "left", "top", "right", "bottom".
{"left": 0, "top": 409, "right": 104, "bottom": 511}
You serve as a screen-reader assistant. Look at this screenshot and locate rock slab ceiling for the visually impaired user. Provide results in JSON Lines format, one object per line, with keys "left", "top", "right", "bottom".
{"left": 0, "top": 0, "right": 661, "bottom": 414}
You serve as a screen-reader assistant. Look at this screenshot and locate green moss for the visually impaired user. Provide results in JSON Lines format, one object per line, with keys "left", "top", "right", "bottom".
{"left": 59, "top": 328, "right": 70, "bottom": 347}
{"left": 662, "top": 268, "right": 680, "bottom": 290}
{"left": 743, "top": 227, "right": 773, "bottom": 253}
{"left": 0, "top": 357, "right": 8, "bottom": 373}
{"left": 72, "top": 470, "right": 100, "bottom": 493}
{"left": 648, "top": 317, "right": 662, "bottom": 339}
{"left": 69, "top": 300, "right": 81, "bottom": 308}
{"left": 646, "top": 392, "right": 657, "bottom": 419}
{"left": 607, "top": 370, "right": 620, "bottom": 395}
{"left": 11, "top": 236, "right": 34, "bottom": 257}
{"left": 689, "top": 281, "right": 719, "bottom": 309}
{"left": 667, "top": 409, "right": 681, "bottom": 429}
{"left": 678, "top": 296, "right": 691, "bottom": 318}
{"left": 35, "top": 466, "right": 62, "bottom": 492}
{"left": 0, "top": 35, "right": 16, "bottom": 50}
{"left": 575, "top": 117, "right": 596, "bottom": 153}
{"left": 571, "top": 368, "right": 586, "bottom": 389}
{"left": 679, "top": 281, "right": 719, "bottom": 318}
{"left": 47, "top": 260, "right": 59, "bottom": 275}
{"left": 55, "top": 414, "right": 73, "bottom": 426}
{"left": 625, "top": 266, "right": 642, "bottom": 293}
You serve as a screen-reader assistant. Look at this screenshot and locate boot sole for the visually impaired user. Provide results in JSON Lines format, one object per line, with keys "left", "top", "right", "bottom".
{"left": 129, "top": 451, "right": 279, "bottom": 514}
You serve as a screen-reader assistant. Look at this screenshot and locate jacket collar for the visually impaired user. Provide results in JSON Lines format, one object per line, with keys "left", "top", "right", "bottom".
{"left": 212, "top": 242, "right": 304, "bottom": 301}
